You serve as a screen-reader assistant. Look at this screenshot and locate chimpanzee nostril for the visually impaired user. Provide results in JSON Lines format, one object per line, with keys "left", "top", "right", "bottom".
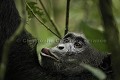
{"left": 58, "top": 46, "right": 64, "bottom": 50}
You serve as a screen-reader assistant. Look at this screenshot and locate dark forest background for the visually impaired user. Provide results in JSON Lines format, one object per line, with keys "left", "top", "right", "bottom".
{"left": 0, "top": 0, "right": 120, "bottom": 80}
{"left": 15, "top": 0, "right": 120, "bottom": 53}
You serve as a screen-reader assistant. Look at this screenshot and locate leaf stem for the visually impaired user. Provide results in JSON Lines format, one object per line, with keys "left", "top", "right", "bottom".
{"left": 64, "top": 0, "right": 71, "bottom": 35}
{"left": 26, "top": 1, "right": 61, "bottom": 39}
{"left": 39, "top": 0, "right": 62, "bottom": 38}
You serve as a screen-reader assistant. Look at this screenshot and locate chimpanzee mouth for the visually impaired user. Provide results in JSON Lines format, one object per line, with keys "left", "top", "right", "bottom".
{"left": 41, "top": 48, "right": 59, "bottom": 61}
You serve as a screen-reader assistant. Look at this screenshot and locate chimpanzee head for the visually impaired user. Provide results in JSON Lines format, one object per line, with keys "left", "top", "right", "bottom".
{"left": 40, "top": 32, "right": 104, "bottom": 75}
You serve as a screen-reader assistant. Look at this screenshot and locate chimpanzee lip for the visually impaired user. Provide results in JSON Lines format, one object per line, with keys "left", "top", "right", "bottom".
{"left": 41, "top": 48, "right": 59, "bottom": 61}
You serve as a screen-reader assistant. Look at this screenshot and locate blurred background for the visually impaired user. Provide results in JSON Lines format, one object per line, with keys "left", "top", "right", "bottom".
{"left": 15, "top": 0, "right": 120, "bottom": 54}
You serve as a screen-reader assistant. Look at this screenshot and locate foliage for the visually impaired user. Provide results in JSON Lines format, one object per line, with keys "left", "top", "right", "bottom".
{"left": 81, "top": 63, "right": 106, "bottom": 80}
{"left": 26, "top": 1, "right": 47, "bottom": 22}
{"left": 78, "top": 21, "right": 109, "bottom": 52}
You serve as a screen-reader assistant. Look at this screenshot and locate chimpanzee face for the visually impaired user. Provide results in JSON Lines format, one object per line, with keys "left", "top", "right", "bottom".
{"left": 40, "top": 32, "right": 104, "bottom": 75}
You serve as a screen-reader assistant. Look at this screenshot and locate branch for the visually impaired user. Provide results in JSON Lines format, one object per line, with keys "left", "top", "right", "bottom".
{"left": 39, "top": 0, "right": 62, "bottom": 39}
{"left": 64, "top": 0, "right": 71, "bottom": 35}
{"left": 99, "top": 0, "right": 120, "bottom": 79}
{"left": 0, "top": 0, "right": 26, "bottom": 80}
{"left": 26, "top": 1, "right": 61, "bottom": 39}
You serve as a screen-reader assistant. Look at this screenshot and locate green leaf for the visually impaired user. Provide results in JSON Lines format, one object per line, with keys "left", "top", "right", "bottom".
{"left": 81, "top": 63, "right": 106, "bottom": 80}
{"left": 79, "top": 21, "right": 109, "bottom": 52}
{"left": 26, "top": 1, "right": 47, "bottom": 23}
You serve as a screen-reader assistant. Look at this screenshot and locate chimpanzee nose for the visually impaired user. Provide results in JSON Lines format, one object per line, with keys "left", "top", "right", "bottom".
{"left": 58, "top": 45, "right": 64, "bottom": 50}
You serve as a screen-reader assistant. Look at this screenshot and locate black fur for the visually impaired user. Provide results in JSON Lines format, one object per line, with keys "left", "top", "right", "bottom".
{"left": 0, "top": 0, "right": 42, "bottom": 80}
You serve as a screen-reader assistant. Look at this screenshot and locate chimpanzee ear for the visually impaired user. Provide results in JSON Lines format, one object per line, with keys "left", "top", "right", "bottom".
{"left": 99, "top": 53, "right": 113, "bottom": 75}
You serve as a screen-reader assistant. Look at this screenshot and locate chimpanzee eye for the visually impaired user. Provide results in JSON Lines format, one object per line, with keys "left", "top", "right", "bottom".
{"left": 63, "top": 38, "right": 70, "bottom": 43}
{"left": 74, "top": 42, "right": 83, "bottom": 48}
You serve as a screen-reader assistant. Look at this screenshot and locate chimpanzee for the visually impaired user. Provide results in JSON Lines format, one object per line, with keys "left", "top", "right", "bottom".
{"left": 0, "top": 0, "right": 113, "bottom": 80}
